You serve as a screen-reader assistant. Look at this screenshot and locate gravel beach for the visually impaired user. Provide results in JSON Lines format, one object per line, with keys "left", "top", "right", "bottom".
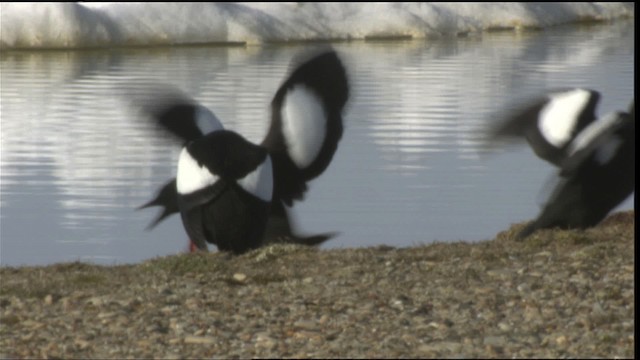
{"left": 0, "top": 211, "right": 634, "bottom": 359}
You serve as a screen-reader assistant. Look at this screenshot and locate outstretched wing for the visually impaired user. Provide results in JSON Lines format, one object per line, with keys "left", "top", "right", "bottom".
{"left": 134, "top": 85, "right": 224, "bottom": 227}
{"left": 133, "top": 84, "right": 223, "bottom": 143}
{"left": 487, "top": 88, "right": 600, "bottom": 166}
{"left": 262, "top": 48, "right": 350, "bottom": 206}
{"left": 561, "top": 110, "right": 630, "bottom": 177}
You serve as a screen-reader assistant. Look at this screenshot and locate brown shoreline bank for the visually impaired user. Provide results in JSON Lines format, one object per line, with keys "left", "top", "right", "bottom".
{"left": 0, "top": 211, "right": 634, "bottom": 358}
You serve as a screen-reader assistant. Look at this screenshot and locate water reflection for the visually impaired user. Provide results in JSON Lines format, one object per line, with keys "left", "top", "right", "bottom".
{"left": 0, "top": 21, "right": 634, "bottom": 266}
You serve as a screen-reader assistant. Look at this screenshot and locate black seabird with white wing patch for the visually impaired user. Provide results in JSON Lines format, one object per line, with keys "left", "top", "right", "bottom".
{"left": 517, "top": 104, "right": 634, "bottom": 239}
{"left": 488, "top": 89, "right": 635, "bottom": 239}
{"left": 137, "top": 49, "right": 349, "bottom": 253}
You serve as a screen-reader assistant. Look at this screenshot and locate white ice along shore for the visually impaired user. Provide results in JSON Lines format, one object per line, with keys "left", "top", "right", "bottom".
{"left": 0, "top": 2, "right": 635, "bottom": 49}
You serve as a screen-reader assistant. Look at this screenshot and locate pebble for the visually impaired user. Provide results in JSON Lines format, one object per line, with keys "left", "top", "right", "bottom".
{"left": 293, "top": 320, "right": 317, "bottom": 331}
{"left": 483, "top": 335, "right": 507, "bottom": 347}
{"left": 184, "top": 336, "right": 216, "bottom": 345}
{"left": 85, "top": 297, "right": 104, "bottom": 306}
{"left": 233, "top": 273, "right": 248, "bottom": 282}
{"left": 555, "top": 335, "right": 568, "bottom": 347}
{"left": 254, "top": 332, "right": 277, "bottom": 350}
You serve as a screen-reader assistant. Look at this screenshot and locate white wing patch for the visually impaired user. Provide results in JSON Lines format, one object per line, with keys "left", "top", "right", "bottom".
{"left": 281, "top": 85, "right": 327, "bottom": 169}
{"left": 238, "top": 156, "right": 273, "bottom": 202}
{"left": 538, "top": 89, "right": 591, "bottom": 148}
{"left": 176, "top": 147, "right": 219, "bottom": 195}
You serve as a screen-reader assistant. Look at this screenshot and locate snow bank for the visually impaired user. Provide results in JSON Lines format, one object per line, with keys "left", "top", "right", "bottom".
{"left": 1, "top": 2, "right": 634, "bottom": 49}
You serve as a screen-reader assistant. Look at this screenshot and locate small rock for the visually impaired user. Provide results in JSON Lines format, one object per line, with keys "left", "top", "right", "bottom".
{"left": 60, "top": 297, "right": 72, "bottom": 310}
{"left": 22, "top": 320, "right": 44, "bottom": 330}
{"left": 98, "top": 312, "right": 116, "bottom": 319}
{"left": 390, "top": 299, "right": 404, "bottom": 311}
{"left": 497, "top": 322, "right": 511, "bottom": 332}
{"left": 534, "top": 251, "right": 553, "bottom": 258}
{"left": 74, "top": 338, "right": 90, "bottom": 350}
{"left": 294, "top": 319, "right": 317, "bottom": 331}
{"left": 524, "top": 305, "right": 541, "bottom": 322}
{"left": 43, "top": 294, "right": 54, "bottom": 305}
{"left": 427, "top": 321, "right": 440, "bottom": 329}
{"left": 86, "top": 297, "right": 104, "bottom": 306}
{"left": 555, "top": 335, "right": 568, "bottom": 347}
{"left": 233, "top": 273, "right": 248, "bottom": 282}
{"left": 255, "top": 332, "right": 277, "bottom": 349}
{"left": 483, "top": 335, "right": 507, "bottom": 347}
{"left": 161, "top": 306, "right": 174, "bottom": 314}
{"left": 528, "top": 271, "right": 544, "bottom": 278}
{"left": 136, "top": 339, "right": 151, "bottom": 348}
{"left": 185, "top": 297, "right": 200, "bottom": 310}
{"left": 184, "top": 336, "right": 216, "bottom": 345}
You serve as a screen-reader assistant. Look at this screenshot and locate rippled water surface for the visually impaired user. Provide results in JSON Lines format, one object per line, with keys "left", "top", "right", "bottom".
{"left": 1, "top": 21, "right": 634, "bottom": 266}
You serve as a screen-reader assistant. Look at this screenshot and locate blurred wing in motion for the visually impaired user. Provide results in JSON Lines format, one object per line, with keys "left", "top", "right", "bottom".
{"left": 487, "top": 88, "right": 600, "bottom": 166}
{"left": 262, "top": 48, "right": 350, "bottom": 206}
{"left": 131, "top": 83, "right": 224, "bottom": 144}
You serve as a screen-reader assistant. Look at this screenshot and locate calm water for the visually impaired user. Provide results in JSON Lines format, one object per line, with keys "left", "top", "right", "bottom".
{"left": 0, "top": 21, "right": 634, "bottom": 266}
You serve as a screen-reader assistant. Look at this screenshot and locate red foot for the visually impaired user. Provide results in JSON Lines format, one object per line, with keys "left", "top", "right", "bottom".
{"left": 188, "top": 239, "right": 198, "bottom": 253}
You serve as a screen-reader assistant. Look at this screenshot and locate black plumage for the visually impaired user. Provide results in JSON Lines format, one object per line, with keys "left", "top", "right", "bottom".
{"left": 137, "top": 48, "right": 349, "bottom": 253}
{"left": 517, "top": 103, "right": 634, "bottom": 239}
{"left": 489, "top": 89, "right": 635, "bottom": 240}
